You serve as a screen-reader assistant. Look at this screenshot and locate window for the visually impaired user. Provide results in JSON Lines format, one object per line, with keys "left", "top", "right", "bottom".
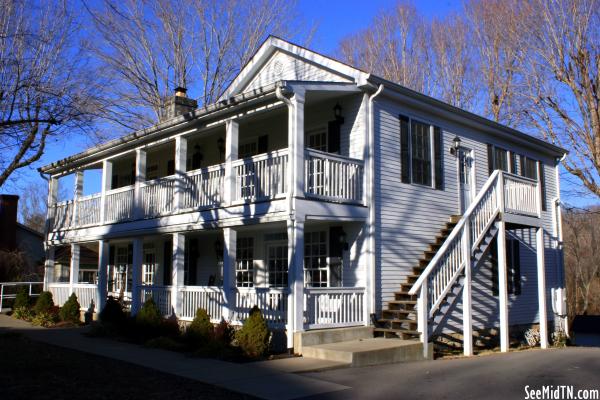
{"left": 142, "top": 244, "right": 156, "bottom": 285}
{"left": 487, "top": 144, "right": 510, "bottom": 173}
{"left": 236, "top": 237, "right": 254, "bottom": 287}
{"left": 491, "top": 237, "right": 521, "bottom": 296}
{"left": 267, "top": 244, "right": 288, "bottom": 287}
{"left": 304, "top": 231, "right": 328, "bottom": 287}
{"left": 400, "top": 115, "right": 443, "bottom": 189}
{"left": 307, "top": 127, "right": 327, "bottom": 152}
{"left": 239, "top": 141, "right": 257, "bottom": 159}
{"left": 520, "top": 156, "right": 538, "bottom": 180}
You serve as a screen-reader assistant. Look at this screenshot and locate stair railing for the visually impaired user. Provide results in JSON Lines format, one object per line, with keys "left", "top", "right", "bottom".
{"left": 408, "top": 170, "right": 505, "bottom": 354}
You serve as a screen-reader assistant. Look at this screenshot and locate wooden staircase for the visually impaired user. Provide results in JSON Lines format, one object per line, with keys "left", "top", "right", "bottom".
{"left": 374, "top": 215, "right": 462, "bottom": 340}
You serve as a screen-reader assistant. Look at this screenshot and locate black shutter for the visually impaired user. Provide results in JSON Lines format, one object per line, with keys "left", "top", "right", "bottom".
{"left": 487, "top": 144, "right": 494, "bottom": 174}
{"left": 127, "top": 244, "right": 133, "bottom": 264}
{"left": 109, "top": 245, "right": 115, "bottom": 265}
{"left": 519, "top": 155, "right": 526, "bottom": 177}
{"left": 258, "top": 135, "right": 269, "bottom": 154}
{"left": 329, "top": 226, "right": 344, "bottom": 258}
{"left": 167, "top": 159, "right": 175, "bottom": 175}
{"left": 434, "top": 126, "right": 443, "bottom": 190}
{"left": 539, "top": 162, "right": 547, "bottom": 211}
{"left": 512, "top": 239, "right": 521, "bottom": 295}
{"left": 163, "top": 238, "right": 173, "bottom": 285}
{"left": 400, "top": 115, "right": 410, "bottom": 183}
{"left": 327, "top": 121, "right": 341, "bottom": 154}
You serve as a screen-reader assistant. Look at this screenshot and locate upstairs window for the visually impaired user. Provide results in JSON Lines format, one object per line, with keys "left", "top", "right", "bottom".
{"left": 487, "top": 144, "right": 515, "bottom": 173}
{"left": 520, "top": 156, "right": 538, "bottom": 180}
{"left": 400, "top": 115, "right": 443, "bottom": 189}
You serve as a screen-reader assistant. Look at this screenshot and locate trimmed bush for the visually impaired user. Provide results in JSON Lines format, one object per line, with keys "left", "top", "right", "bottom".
{"left": 13, "top": 287, "right": 30, "bottom": 310}
{"left": 31, "top": 311, "right": 57, "bottom": 327}
{"left": 34, "top": 291, "right": 54, "bottom": 315}
{"left": 186, "top": 308, "right": 214, "bottom": 343}
{"left": 59, "top": 293, "right": 81, "bottom": 323}
{"left": 99, "top": 296, "right": 126, "bottom": 326}
{"left": 235, "top": 306, "right": 270, "bottom": 358}
{"left": 214, "top": 319, "right": 233, "bottom": 344}
{"left": 12, "top": 307, "right": 33, "bottom": 321}
{"left": 136, "top": 297, "right": 162, "bottom": 328}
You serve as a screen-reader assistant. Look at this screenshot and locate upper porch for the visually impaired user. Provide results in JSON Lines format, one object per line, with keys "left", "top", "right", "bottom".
{"left": 44, "top": 83, "right": 370, "bottom": 241}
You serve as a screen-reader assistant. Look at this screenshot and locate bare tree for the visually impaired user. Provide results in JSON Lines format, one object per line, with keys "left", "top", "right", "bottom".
{"left": 520, "top": 0, "right": 600, "bottom": 197}
{"left": 17, "top": 181, "right": 50, "bottom": 232}
{"left": 85, "top": 0, "right": 308, "bottom": 130}
{"left": 0, "top": 0, "right": 101, "bottom": 187}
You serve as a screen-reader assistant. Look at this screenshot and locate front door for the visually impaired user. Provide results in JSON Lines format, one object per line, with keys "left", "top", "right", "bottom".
{"left": 458, "top": 147, "right": 474, "bottom": 214}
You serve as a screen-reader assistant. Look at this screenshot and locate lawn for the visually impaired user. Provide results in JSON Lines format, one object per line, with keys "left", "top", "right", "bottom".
{"left": 0, "top": 331, "right": 254, "bottom": 399}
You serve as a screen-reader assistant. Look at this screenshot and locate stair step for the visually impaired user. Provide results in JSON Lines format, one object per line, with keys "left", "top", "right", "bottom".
{"left": 382, "top": 309, "right": 413, "bottom": 316}
{"left": 388, "top": 300, "right": 417, "bottom": 306}
{"left": 449, "top": 215, "right": 461, "bottom": 223}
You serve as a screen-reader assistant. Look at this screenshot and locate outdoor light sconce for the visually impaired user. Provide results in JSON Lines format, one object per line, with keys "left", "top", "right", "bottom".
{"left": 339, "top": 228, "right": 349, "bottom": 251}
{"left": 333, "top": 102, "right": 344, "bottom": 122}
{"left": 217, "top": 137, "right": 225, "bottom": 159}
{"left": 450, "top": 136, "right": 461, "bottom": 155}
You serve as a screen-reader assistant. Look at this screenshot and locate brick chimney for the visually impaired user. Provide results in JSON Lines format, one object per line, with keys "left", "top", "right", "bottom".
{"left": 161, "top": 87, "right": 198, "bottom": 121}
{"left": 0, "top": 194, "right": 19, "bottom": 251}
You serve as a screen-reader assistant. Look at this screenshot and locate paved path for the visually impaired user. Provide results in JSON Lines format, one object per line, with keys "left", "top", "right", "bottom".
{"left": 302, "top": 346, "right": 600, "bottom": 399}
{"left": 0, "top": 315, "right": 348, "bottom": 400}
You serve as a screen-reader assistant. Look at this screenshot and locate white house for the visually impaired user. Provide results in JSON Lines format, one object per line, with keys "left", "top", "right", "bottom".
{"left": 40, "top": 36, "right": 567, "bottom": 357}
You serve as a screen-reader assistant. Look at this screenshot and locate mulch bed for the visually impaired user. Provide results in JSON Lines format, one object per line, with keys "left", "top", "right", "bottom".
{"left": 0, "top": 331, "right": 255, "bottom": 400}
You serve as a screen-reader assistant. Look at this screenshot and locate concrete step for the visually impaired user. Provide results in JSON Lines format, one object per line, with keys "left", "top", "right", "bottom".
{"left": 294, "top": 326, "right": 373, "bottom": 354}
{"left": 302, "top": 338, "right": 431, "bottom": 367}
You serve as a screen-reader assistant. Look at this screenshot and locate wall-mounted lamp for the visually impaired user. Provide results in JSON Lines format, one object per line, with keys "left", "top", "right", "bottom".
{"left": 450, "top": 136, "right": 461, "bottom": 155}
{"left": 333, "top": 103, "right": 343, "bottom": 122}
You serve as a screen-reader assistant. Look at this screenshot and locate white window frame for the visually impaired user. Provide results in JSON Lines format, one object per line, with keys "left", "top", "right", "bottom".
{"left": 266, "top": 241, "right": 288, "bottom": 288}
{"left": 306, "top": 125, "right": 328, "bottom": 152}
{"left": 236, "top": 237, "right": 254, "bottom": 287}
{"left": 304, "top": 230, "right": 329, "bottom": 288}
{"left": 403, "top": 115, "right": 437, "bottom": 188}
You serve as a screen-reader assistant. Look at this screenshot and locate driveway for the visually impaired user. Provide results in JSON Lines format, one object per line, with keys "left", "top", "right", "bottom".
{"left": 301, "top": 347, "right": 600, "bottom": 400}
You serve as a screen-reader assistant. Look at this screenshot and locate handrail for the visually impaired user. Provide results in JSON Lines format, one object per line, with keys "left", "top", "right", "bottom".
{"left": 305, "top": 148, "right": 364, "bottom": 165}
{"left": 408, "top": 170, "right": 501, "bottom": 295}
{"left": 231, "top": 148, "right": 289, "bottom": 167}
{"left": 185, "top": 163, "right": 225, "bottom": 176}
{"left": 105, "top": 184, "right": 135, "bottom": 195}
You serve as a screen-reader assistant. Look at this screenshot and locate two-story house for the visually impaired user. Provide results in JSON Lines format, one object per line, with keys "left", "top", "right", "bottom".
{"left": 40, "top": 37, "right": 567, "bottom": 358}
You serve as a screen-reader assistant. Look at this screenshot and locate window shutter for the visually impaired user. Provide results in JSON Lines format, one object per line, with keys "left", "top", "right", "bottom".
{"left": 127, "top": 244, "right": 133, "bottom": 264}
{"left": 538, "top": 162, "right": 547, "bottom": 211}
{"left": 258, "top": 134, "right": 269, "bottom": 154}
{"left": 163, "top": 238, "right": 172, "bottom": 285}
{"left": 109, "top": 245, "right": 115, "bottom": 265}
{"left": 167, "top": 159, "right": 175, "bottom": 175}
{"left": 487, "top": 144, "right": 494, "bottom": 174}
{"left": 327, "top": 121, "right": 341, "bottom": 154}
{"left": 433, "top": 126, "right": 443, "bottom": 190}
{"left": 329, "top": 226, "right": 344, "bottom": 258}
{"left": 519, "top": 155, "right": 526, "bottom": 177}
{"left": 400, "top": 115, "right": 410, "bottom": 183}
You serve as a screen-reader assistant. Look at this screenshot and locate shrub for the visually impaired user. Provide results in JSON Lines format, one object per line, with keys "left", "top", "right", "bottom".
{"left": 136, "top": 297, "right": 162, "bottom": 328}
{"left": 13, "top": 287, "right": 30, "bottom": 310}
{"left": 145, "top": 336, "right": 185, "bottom": 352}
{"left": 99, "top": 296, "right": 126, "bottom": 326}
{"left": 34, "top": 291, "right": 54, "bottom": 315}
{"left": 31, "top": 311, "right": 56, "bottom": 327}
{"left": 12, "top": 307, "right": 33, "bottom": 321}
{"left": 235, "top": 306, "right": 270, "bottom": 358}
{"left": 214, "top": 319, "right": 234, "bottom": 344}
{"left": 59, "top": 293, "right": 81, "bottom": 323}
{"left": 186, "top": 308, "right": 214, "bottom": 344}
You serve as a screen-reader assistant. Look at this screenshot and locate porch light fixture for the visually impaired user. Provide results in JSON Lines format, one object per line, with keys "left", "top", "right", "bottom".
{"left": 333, "top": 103, "right": 343, "bottom": 121}
{"left": 450, "top": 136, "right": 461, "bottom": 155}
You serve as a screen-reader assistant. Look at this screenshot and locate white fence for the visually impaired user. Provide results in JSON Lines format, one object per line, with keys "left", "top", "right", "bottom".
{"left": 140, "top": 285, "right": 173, "bottom": 316}
{"left": 304, "top": 287, "right": 366, "bottom": 329}
{"left": 180, "top": 286, "right": 225, "bottom": 322}
{"left": 47, "top": 283, "right": 72, "bottom": 307}
{"left": 141, "top": 177, "right": 175, "bottom": 218}
{"left": 304, "top": 149, "right": 364, "bottom": 203}
{"left": 104, "top": 186, "right": 135, "bottom": 223}
{"left": 234, "top": 287, "right": 288, "bottom": 327}
{"left": 233, "top": 149, "right": 288, "bottom": 202}
{"left": 48, "top": 283, "right": 99, "bottom": 311}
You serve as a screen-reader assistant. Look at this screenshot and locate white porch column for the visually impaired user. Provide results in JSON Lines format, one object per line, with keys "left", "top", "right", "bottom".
{"left": 288, "top": 91, "right": 305, "bottom": 201}
{"left": 171, "top": 233, "right": 185, "bottom": 317}
{"left": 222, "top": 228, "right": 237, "bottom": 320}
{"left": 69, "top": 243, "right": 81, "bottom": 295}
{"left": 97, "top": 240, "right": 109, "bottom": 313}
{"left": 287, "top": 218, "right": 305, "bottom": 350}
{"left": 134, "top": 149, "right": 147, "bottom": 219}
{"left": 99, "top": 160, "right": 113, "bottom": 224}
{"left": 497, "top": 220, "right": 509, "bottom": 352}
{"left": 536, "top": 227, "right": 549, "bottom": 349}
{"left": 131, "top": 238, "right": 143, "bottom": 315}
{"left": 224, "top": 120, "right": 239, "bottom": 205}
{"left": 45, "top": 177, "right": 58, "bottom": 234}
{"left": 173, "top": 136, "right": 187, "bottom": 211}
{"left": 72, "top": 171, "right": 84, "bottom": 226}
{"left": 462, "top": 223, "right": 473, "bottom": 356}
{"left": 43, "top": 246, "right": 55, "bottom": 291}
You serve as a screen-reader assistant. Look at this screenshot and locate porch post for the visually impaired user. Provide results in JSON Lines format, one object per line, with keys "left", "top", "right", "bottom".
{"left": 288, "top": 91, "right": 305, "bottom": 200}
{"left": 72, "top": 171, "right": 84, "bottom": 227}
{"left": 222, "top": 228, "right": 237, "bottom": 320}
{"left": 172, "top": 232, "right": 185, "bottom": 317}
{"left": 131, "top": 238, "right": 143, "bottom": 315}
{"left": 224, "top": 120, "right": 239, "bottom": 205}
{"left": 173, "top": 136, "right": 187, "bottom": 212}
{"left": 99, "top": 160, "right": 112, "bottom": 224}
{"left": 43, "top": 246, "right": 55, "bottom": 291}
{"left": 69, "top": 243, "right": 80, "bottom": 295}
{"left": 97, "top": 240, "right": 109, "bottom": 313}
{"left": 134, "top": 149, "right": 147, "bottom": 219}
{"left": 497, "top": 220, "right": 509, "bottom": 352}
{"left": 287, "top": 218, "right": 305, "bottom": 350}
{"left": 45, "top": 176, "right": 58, "bottom": 234}
{"left": 462, "top": 223, "right": 473, "bottom": 356}
{"left": 536, "top": 227, "right": 549, "bottom": 349}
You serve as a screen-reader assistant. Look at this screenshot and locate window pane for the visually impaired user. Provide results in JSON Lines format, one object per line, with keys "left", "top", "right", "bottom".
{"left": 236, "top": 237, "right": 254, "bottom": 287}
{"left": 411, "top": 120, "right": 431, "bottom": 186}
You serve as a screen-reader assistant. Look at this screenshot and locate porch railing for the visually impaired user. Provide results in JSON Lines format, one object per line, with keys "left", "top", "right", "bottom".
{"left": 104, "top": 186, "right": 135, "bottom": 223}
{"left": 304, "top": 287, "right": 366, "bottom": 329}
{"left": 141, "top": 176, "right": 175, "bottom": 218}
{"left": 47, "top": 283, "right": 72, "bottom": 307}
{"left": 304, "top": 149, "right": 364, "bottom": 204}
{"left": 51, "top": 200, "right": 74, "bottom": 230}
{"left": 233, "top": 149, "right": 288, "bottom": 202}
{"left": 503, "top": 173, "right": 539, "bottom": 217}
{"left": 181, "top": 165, "right": 225, "bottom": 210}
{"left": 75, "top": 194, "right": 102, "bottom": 226}
{"left": 0, "top": 282, "right": 43, "bottom": 311}
{"left": 180, "top": 286, "right": 225, "bottom": 322}
{"left": 140, "top": 285, "right": 173, "bottom": 316}
{"left": 234, "top": 287, "right": 288, "bottom": 327}
{"left": 48, "top": 283, "right": 99, "bottom": 311}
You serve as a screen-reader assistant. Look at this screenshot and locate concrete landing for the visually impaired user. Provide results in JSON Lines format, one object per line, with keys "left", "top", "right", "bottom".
{"left": 302, "top": 338, "right": 431, "bottom": 367}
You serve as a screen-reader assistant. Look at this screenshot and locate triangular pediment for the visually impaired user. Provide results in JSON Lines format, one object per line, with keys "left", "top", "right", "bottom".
{"left": 219, "top": 36, "right": 368, "bottom": 100}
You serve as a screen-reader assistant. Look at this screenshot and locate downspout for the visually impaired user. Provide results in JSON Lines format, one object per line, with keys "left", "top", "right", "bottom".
{"left": 367, "top": 84, "right": 384, "bottom": 321}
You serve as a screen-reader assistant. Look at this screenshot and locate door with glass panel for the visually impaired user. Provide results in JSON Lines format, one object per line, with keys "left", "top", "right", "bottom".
{"left": 458, "top": 147, "right": 474, "bottom": 214}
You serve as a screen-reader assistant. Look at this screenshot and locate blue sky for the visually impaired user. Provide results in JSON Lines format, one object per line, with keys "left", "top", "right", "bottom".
{"left": 5, "top": 0, "right": 598, "bottom": 208}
